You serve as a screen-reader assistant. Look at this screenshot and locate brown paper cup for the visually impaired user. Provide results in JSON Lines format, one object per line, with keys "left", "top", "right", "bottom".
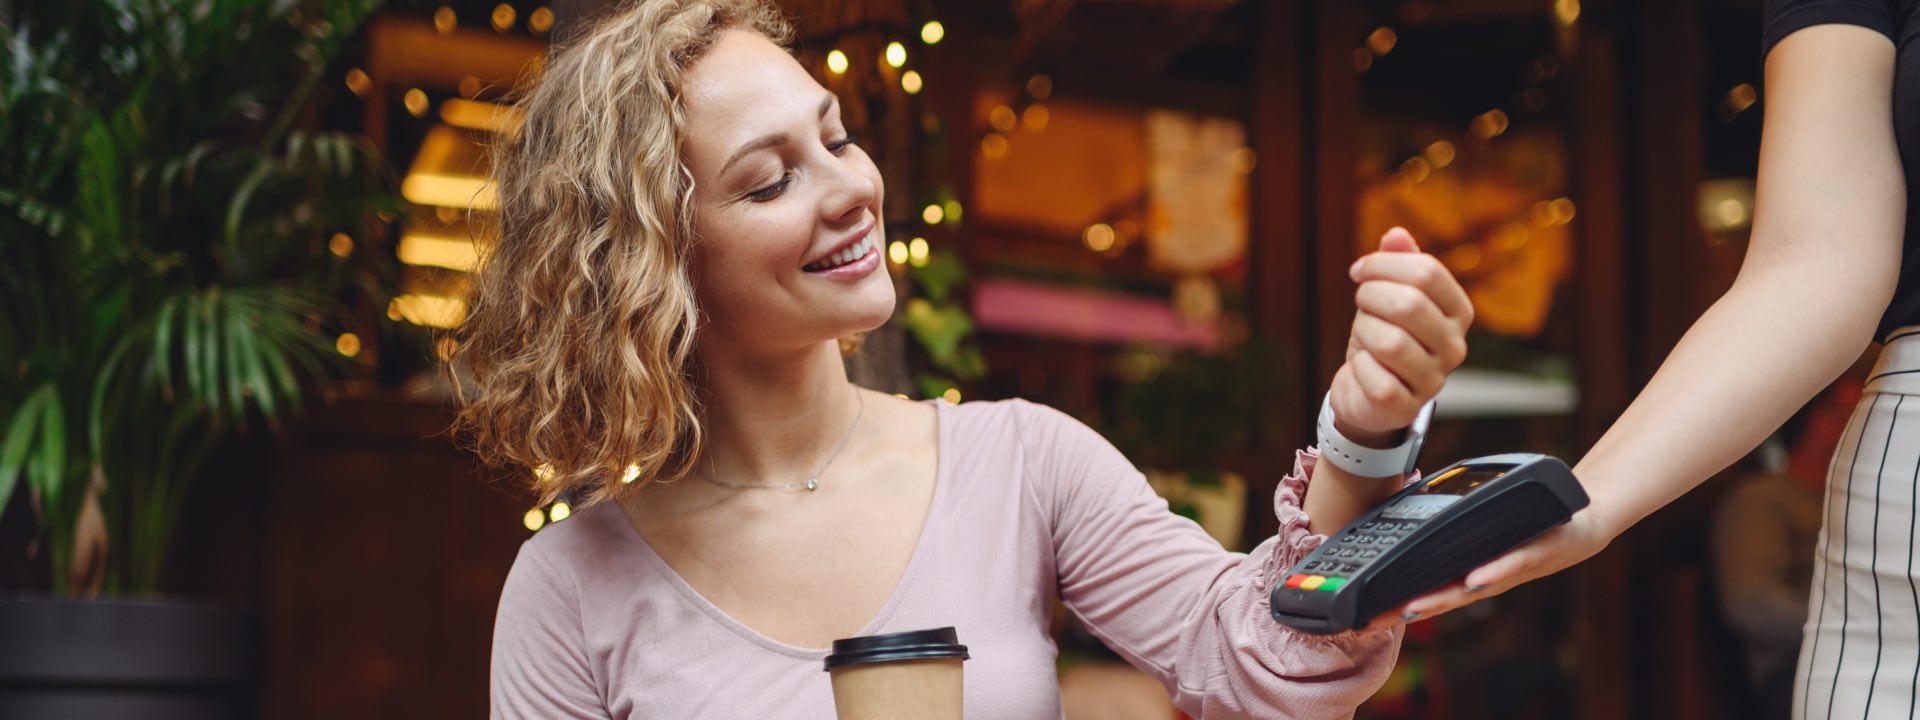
{"left": 823, "top": 627, "right": 969, "bottom": 720}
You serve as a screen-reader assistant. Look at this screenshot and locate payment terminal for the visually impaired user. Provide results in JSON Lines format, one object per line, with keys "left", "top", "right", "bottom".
{"left": 1269, "top": 454, "right": 1589, "bottom": 634}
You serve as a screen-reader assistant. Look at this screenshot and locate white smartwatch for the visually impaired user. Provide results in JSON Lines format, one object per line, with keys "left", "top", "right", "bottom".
{"left": 1316, "top": 393, "right": 1435, "bottom": 478}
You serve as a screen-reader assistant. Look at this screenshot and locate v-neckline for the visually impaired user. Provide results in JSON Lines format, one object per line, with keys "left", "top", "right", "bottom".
{"left": 613, "top": 399, "right": 950, "bottom": 659}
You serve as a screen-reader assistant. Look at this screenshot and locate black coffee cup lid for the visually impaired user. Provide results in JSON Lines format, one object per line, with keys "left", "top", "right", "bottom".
{"left": 823, "top": 627, "right": 969, "bottom": 671}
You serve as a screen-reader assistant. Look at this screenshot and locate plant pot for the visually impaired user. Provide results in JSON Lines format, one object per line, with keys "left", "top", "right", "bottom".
{"left": 0, "top": 596, "right": 261, "bottom": 719}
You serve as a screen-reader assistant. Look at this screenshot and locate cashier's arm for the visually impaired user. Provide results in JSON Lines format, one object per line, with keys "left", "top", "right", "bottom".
{"left": 1399, "top": 23, "right": 1904, "bottom": 621}
{"left": 1308, "top": 228, "right": 1474, "bottom": 536}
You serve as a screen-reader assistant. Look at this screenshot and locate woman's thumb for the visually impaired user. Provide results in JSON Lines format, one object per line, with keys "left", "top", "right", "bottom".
{"left": 1380, "top": 226, "right": 1420, "bottom": 253}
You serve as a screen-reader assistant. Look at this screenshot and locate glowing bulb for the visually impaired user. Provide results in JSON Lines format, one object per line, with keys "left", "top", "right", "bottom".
{"left": 1726, "top": 83, "right": 1758, "bottom": 114}
{"left": 549, "top": 501, "right": 572, "bottom": 522}
{"left": 1230, "top": 147, "right": 1256, "bottom": 174}
{"left": 943, "top": 200, "right": 962, "bottom": 224}
{"left": 989, "top": 105, "right": 1017, "bottom": 133}
{"left": 335, "top": 333, "right": 361, "bottom": 357}
{"left": 1425, "top": 140, "right": 1456, "bottom": 169}
{"left": 344, "top": 68, "right": 371, "bottom": 97}
{"left": 404, "top": 88, "right": 429, "bottom": 118}
{"left": 901, "top": 70, "right": 923, "bottom": 94}
{"left": 888, "top": 240, "right": 909, "bottom": 265}
{"left": 1554, "top": 0, "right": 1581, "bottom": 26}
{"left": 921, "top": 21, "right": 945, "bottom": 45}
{"left": 1021, "top": 104, "right": 1049, "bottom": 131}
{"left": 1026, "top": 74, "right": 1053, "bottom": 101}
{"left": 459, "top": 75, "right": 482, "bottom": 98}
{"left": 980, "top": 133, "right": 1009, "bottom": 160}
{"left": 1083, "top": 223, "right": 1116, "bottom": 252}
{"left": 622, "top": 464, "right": 641, "bottom": 484}
{"left": 529, "top": 7, "right": 554, "bottom": 33}
{"left": 491, "top": 4, "right": 516, "bottom": 32}
{"left": 908, "top": 237, "right": 930, "bottom": 267}
{"left": 922, "top": 204, "right": 944, "bottom": 225}
{"left": 329, "top": 233, "right": 354, "bottom": 257}
{"left": 942, "top": 388, "right": 961, "bottom": 404}
{"left": 534, "top": 463, "right": 555, "bottom": 481}
{"left": 434, "top": 6, "right": 456, "bottom": 34}
{"left": 826, "top": 49, "right": 849, "bottom": 75}
{"left": 523, "top": 507, "right": 545, "bottom": 531}
{"left": 1367, "top": 27, "right": 1398, "bottom": 56}
{"left": 885, "top": 42, "right": 907, "bottom": 68}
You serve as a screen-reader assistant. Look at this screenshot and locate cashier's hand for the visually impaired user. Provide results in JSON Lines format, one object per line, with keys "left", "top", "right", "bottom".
{"left": 1328, "top": 227, "right": 1472, "bottom": 444}
{"left": 1384, "top": 489, "right": 1624, "bottom": 627}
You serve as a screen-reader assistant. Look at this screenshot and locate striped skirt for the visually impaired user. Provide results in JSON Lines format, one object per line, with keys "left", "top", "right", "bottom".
{"left": 1795, "top": 330, "right": 1920, "bottom": 719}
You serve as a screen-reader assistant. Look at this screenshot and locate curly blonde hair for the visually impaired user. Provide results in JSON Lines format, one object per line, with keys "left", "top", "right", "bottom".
{"left": 450, "top": 0, "right": 792, "bottom": 508}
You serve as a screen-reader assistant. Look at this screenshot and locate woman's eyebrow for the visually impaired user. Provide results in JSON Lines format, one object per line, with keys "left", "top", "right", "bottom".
{"left": 718, "top": 94, "right": 837, "bottom": 176}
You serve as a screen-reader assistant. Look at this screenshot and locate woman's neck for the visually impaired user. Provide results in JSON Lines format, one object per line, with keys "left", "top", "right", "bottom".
{"left": 693, "top": 338, "right": 861, "bottom": 485}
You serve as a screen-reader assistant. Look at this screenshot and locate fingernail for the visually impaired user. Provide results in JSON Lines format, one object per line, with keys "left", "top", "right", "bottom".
{"left": 1400, "top": 610, "right": 1421, "bottom": 621}
{"left": 1465, "top": 584, "right": 1486, "bottom": 593}
{"left": 1349, "top": 258, "right": 1365, "bottom": 280}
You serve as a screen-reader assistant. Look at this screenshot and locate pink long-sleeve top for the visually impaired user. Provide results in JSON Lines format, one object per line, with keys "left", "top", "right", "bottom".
{"left": 491, "top": 399, "right": 1403, "bottom": 719}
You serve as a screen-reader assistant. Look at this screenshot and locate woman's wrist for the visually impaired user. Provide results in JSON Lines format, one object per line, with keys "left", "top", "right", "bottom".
{"left": 1332, "top": 419, "right": 1407, "bottom": 450}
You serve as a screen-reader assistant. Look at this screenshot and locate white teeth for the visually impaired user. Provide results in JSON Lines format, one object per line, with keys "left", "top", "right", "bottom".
{"left": 806, "top": 236, "right": 872, "bottom": 272}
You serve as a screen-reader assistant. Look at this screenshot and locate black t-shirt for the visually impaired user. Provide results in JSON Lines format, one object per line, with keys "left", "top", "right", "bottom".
{"left": 1764, "top": 0, "right": 1920, "bottom": 340}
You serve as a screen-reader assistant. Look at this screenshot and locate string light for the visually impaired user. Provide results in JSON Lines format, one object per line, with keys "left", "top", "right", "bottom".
{"left": 901, "top": 70, "right": 924, "bottom": 94}
{"left": 1400, "top": 156, "right": 1431, "bottom": 183}
{"left": 1021, "top": 104, "right": 1050, "bottom": 131}
{"left": 434, "top": 6, "right": 456, "bottom": 34}
{"left": 529, "top": 7, "right": 554, "bottom": 33}
{"left": 989, "top": 105, "right": 1017, "bottom": 133}
{"left": 534, "top": 464, "right": 555, "bottom": 481}
{"left": 1725, "top": 83, "right": 1758, "bottom": 115}
{"left": 942, "top": 200, "right": 962, "bottom": 224}
{"left": 1353, "top": 48, "right": 1374, "bottom": 73}
{"left": 888, "top": 240, "right": 910, "bottom": 265}
{"left": 335, "top": 333, "right": 362, "bottom": 357}
{"left": 622, "top": 464, "right": 641, "bottom": 484}
{"left": 980, "top": 132, "right": 1009, "bottom": 160}
{"left": 549, "top": 501, "right": 572, "bottom": 522}
{"left": 922, "top": 204, "right": 945, "bottom": 225}
{"left": 1553, "top": 0, "right": 1581, "bottom": 26}
{"left": 1424, "top": 140, "right": 1456, "bottom": 169}
{"left": 1083, "top": 223, "right": 1116, "bottom": 252}
{"left": 942, "top": 388, "right": 962, "bottom": 404}
{"left": 921, "top": 21, "right": 945, "bottom": 45}
{"left": 1366, "top": 27, "right": 1398, "bottom": 56}
{"left": 328, "top": 233, "right": 354, "bottom": 257}
{"left": 1470, "top": 109, "right": 1510, "bottom": 139}
{"left": 885, "top": 42, "right": 907, "bottom": 68}
{"left": 1026, "top": 74, "right": 1053, "bottom": 101}
{"left": 459, "top": 75, "right": 483, "bottom": 98}
{"left": 491, "top": 4, "right": 516, "bottom": 32}
{"left": 344, "top": 68, "right": 371, "bottom": 97}
{"left": 387, "top": 301, "right": 403, "bottom": 321}
{"left": 435, "top": 337, "right": 458, "bottom": 362}
{"left": 1231, "top": 147, "right": 1257, "bottom": 174}
{"left": 523, "top": 507, "right": 546, "bottom": 531}
{"left": 826, "top": 49, "right": 849, "bottom": 75}
{"left": 908, "top": 237, "right": 930, "bottom": 266}
{"left": 404, "top": 88, "right": 429, "bottom": 118}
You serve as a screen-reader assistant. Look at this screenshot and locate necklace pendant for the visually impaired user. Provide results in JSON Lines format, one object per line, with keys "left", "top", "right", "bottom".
{"left": 805, "top": 477, "right": 819, "bottom": 492}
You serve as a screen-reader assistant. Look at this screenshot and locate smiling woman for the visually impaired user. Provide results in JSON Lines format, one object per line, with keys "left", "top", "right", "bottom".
{"left": 461, "top": 2, "right": 1473, "bottom": 718}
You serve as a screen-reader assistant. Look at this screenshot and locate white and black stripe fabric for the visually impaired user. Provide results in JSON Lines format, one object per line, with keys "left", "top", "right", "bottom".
{"left": 1794, "top": 327, "right": 1920, "bottom": 719}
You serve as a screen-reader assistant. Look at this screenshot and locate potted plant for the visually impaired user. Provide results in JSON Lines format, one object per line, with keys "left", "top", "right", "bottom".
{"left": 0, "top": 1, "right": 393, "bottom": 715}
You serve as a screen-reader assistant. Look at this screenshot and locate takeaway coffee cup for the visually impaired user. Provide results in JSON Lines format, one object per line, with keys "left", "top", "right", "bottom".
{"left": 822, "top": 626, "right": 969, "bottom": 720}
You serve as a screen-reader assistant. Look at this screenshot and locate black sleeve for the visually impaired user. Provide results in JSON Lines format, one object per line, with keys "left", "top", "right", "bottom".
{"left": 1764, "top": 0, "right": 1897, "bottom": 59}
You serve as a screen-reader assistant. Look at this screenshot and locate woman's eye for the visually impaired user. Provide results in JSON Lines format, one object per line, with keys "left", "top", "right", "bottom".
{"left": 827, "top": 134, "right": 859, "bottom": 154}
{"left": 747, "top": 173, "right": 792, "bottom": 202}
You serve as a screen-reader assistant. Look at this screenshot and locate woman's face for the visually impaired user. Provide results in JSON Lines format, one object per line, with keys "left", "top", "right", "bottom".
{"left": 680, "top": 29, "right": 892, "bottom": 354}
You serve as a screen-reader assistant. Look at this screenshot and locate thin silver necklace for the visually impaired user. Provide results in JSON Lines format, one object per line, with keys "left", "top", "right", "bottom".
{"left": 695, "top": 386, "right": 863, "bottom": 492}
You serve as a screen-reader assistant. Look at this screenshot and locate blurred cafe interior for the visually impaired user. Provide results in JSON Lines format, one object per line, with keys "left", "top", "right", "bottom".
{"left": 0, "top": 0, "right": 1809, "bottom": 718}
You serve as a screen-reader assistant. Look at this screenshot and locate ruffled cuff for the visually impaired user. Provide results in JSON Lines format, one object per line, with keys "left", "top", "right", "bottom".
{"left": 1254, "top": 447, "right": 1419, "bottom": 645}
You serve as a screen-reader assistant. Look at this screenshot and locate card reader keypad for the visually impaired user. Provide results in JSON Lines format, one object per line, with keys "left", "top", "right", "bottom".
{"left": 1284, "top": 517, "right": 1422, "bottom": 592}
